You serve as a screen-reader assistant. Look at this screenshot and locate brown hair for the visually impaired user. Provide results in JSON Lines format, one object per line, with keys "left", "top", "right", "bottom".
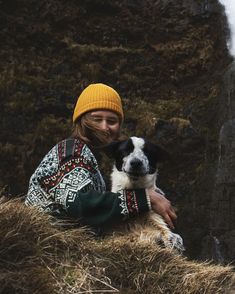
{"left": 71, "top": 113, "right": 121, "bottom": 148}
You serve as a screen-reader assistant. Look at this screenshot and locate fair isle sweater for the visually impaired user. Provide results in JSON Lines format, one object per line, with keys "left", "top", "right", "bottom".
{"left": 25, "top": 138, "right": 151, "bottom": 229}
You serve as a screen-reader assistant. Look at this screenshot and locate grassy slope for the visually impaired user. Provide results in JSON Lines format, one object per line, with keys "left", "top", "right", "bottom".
{"left": 0, "top": 0, "right": 232, "bottom": 259}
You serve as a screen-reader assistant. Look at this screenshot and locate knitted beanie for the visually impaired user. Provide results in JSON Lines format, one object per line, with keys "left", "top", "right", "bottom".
{"left": 73, "top": 83, "right": 124, "bottom": 123}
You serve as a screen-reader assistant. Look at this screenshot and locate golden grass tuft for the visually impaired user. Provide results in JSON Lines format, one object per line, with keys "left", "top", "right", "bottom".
{"left": 0, "top": 199, "right": 234, "bottom": 293}
{"left": 91, "top": 236, "right": 235, "bottom": 293}
{"left": 0, "top": 199, "right": 83, "bottom": 262}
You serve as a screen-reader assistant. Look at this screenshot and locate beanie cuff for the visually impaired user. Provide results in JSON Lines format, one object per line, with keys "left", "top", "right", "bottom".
{"left": 73, "top": 101, "right": 124, "bottom": 122}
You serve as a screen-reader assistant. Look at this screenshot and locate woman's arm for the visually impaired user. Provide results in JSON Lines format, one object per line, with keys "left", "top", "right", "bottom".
{"left": 28, "top": 139, "right": 175, "bottom": 229}
{"left": 65, "top": 188, "right": 150, "bottom": 228}
{"left": 35, "top": 138, "right": 150, "bottom": 228}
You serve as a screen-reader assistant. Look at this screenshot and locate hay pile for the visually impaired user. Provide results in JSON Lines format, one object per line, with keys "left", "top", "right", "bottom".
{"left": 0, "top": 200, "right": 234, "bottom": 294}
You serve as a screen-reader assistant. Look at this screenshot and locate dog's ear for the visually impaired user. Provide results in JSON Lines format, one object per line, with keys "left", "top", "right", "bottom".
{"left": 99, "top": 141, "right": 123, "bottom": 158}
{"left": 147, "top": 141, "right": 171, "bottom": 162}
{"left": 154, "top": 145, "right": 171, "bottom": 162}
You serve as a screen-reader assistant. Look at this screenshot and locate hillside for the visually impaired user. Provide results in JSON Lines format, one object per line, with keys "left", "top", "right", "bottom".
{"left": 0, "top": 0, "right": 234, "bottom": 262}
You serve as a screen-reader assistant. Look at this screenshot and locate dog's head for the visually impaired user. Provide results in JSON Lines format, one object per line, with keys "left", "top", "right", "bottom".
{"left": 103, "top": 136, "right": 170, "bottom": 177}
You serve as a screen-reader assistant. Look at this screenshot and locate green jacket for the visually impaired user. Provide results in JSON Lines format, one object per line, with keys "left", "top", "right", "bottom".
{"left": 25, "top": 138, "right": 150, "bottom": 228}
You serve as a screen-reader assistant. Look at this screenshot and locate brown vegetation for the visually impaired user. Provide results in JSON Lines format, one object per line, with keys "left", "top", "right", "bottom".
{"left": 0, "top": 0, "right": 234, "bottom": 261}
{"left": 0, "top": 200, "right": 234, "bottom": 293}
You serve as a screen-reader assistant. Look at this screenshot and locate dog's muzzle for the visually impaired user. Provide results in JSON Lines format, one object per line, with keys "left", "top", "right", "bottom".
{"left": 124, "top": 159, "right": 148, "bottom": 177}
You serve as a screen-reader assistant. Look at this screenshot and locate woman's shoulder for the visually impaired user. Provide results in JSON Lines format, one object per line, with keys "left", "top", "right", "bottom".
{"left": 56, "top": 137, "right": 96, "bottom": 163}
{"left": 29, "top": 138, "right": 97, "bottom": 187}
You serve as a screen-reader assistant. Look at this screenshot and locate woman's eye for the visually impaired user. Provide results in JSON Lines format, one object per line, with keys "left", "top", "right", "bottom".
{"left": 90, "top": 117, "right": 118, "bottom": 125}
{"left": 92, "top": 118, "right": 102, "bottom": 123}
{"left": 107, "top": 120, "right": 118, "bottom": 125}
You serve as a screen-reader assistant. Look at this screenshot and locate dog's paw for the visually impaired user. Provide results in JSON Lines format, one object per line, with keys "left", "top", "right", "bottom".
{"left": 166, "top": 232, "right": 185, "bottom": 254}
{"left": 154, "top": 232, "right": 185, "bottom": 254}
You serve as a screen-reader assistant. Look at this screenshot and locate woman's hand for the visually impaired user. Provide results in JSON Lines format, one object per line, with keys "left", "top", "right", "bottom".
{"left": 146, "top": 188, "right": 177, "bottom": 229}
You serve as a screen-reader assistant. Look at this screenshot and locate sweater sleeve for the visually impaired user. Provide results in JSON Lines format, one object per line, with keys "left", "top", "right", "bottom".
{"left": 65, "top": 188, "right": 150, "bottom": 228}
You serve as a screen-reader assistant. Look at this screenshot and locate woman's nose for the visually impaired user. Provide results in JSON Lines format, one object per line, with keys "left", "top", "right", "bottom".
{"left": 100, "top": 120, "right": 109, "bottom": 131}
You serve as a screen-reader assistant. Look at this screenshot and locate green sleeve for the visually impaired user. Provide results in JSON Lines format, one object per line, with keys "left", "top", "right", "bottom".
{"left": 65, "top": 188, "right": 150, "bottom": 228}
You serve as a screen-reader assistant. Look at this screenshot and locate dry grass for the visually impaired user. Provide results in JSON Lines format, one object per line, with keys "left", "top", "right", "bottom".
{"left": 91, "top": 235, "right": 235, "bottom": 294}
{"left": 0, "top": 199, "right": 234, "bottom": 293}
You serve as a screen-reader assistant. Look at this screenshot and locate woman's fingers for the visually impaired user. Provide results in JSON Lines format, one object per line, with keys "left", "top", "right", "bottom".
{"left": 168, "top": 207, "right": 177, "bottom": 220}
{"left": 164, "top": 213, "right": 175, "bottom": 229}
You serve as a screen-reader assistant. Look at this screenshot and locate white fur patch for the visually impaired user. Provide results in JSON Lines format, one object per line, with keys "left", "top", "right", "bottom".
{"left": 111, "top": 166, "right": 157, "bottom": 192}
{"left": 131, "top": 136, "right": 145, "bottom": 149}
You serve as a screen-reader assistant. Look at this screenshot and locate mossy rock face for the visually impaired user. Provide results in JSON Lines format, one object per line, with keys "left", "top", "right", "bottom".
{"left": 0, "top": 0, "right": 233, "bottom": 260}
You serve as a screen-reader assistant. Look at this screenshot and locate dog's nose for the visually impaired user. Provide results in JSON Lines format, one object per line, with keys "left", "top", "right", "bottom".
{"left": 130, "top": 159, "right": 142, "bottom": 168}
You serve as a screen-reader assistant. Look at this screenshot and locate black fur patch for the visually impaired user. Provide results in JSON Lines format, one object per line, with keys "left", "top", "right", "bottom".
{"left": 115, "top": 139, "right": 134, "bottom": 171}
{"left": 143, "top": 141, "right": 169, "bottom": 173}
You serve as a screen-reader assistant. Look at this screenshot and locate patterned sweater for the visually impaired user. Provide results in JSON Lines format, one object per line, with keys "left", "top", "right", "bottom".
{"left": 25, "top": 138, "right": 151, "bottom": 228}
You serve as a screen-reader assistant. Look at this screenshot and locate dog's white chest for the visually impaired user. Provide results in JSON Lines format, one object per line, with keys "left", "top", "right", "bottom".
{"left": 111, "top": 167, "right": 156, "bottom": 192}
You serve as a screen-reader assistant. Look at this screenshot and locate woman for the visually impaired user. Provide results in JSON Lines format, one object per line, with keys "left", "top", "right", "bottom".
{"left": 25, "top": 83, "right": 176, "bottom": 229}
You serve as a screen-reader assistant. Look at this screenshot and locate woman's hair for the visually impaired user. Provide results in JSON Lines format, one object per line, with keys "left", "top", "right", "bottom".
{"left": 71, "top": 112, "right": 120, "bottom": 147}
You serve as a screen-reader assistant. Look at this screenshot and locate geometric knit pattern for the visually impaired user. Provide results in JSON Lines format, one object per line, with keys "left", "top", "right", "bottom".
{"left": 25, "top": 137, "right": 146, "bottom": 222}
{"left": 25, "top": 138, "right": 106, "bottom": 215}
{"left": 118, "top": 189, "right": 140, "bottom": 220}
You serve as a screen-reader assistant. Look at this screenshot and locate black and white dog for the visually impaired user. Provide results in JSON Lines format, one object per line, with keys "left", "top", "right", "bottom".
{"left": 105, "top": 136, "right": 184, "bottom": 253}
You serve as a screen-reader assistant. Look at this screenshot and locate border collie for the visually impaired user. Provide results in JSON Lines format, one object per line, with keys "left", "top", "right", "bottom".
{"left": 105, "top": 136, "right": 184, "bottom": 253}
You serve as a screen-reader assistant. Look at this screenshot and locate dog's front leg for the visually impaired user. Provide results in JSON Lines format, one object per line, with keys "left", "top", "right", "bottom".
{"left": 148, "top": 212, "right": 185, "bottom": 253}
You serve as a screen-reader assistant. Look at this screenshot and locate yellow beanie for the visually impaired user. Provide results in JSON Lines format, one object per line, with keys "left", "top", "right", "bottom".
{"left": 73, "top": 83, "right": 124, "bottom": 123}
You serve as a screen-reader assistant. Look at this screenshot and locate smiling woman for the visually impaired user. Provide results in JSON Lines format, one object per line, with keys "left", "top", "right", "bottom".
{"left": 89, "top": 110, "right": 120, "bottom": 141}
{"left": 72, "top": 110, "right": 121, "bottom": 146}
{"left": 25, "top": 83, "right": 176, "bottom": 231}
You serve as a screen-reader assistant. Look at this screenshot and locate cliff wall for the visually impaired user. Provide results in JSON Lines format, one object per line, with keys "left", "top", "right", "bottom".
{"left": 0, "top": 0, "right": 233, "bottom": 261}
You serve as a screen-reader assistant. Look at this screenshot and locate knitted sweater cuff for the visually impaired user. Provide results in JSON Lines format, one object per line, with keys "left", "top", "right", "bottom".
{"left": 143, "top": 189, "right": 152, "bottom": 211}
{"left": 127, "top": 189, "right": 151, "bottom": 215}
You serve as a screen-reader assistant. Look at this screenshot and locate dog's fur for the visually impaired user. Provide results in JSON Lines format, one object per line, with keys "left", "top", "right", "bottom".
{"left": 105, "top": 136, "right": 184, "bottom": 253}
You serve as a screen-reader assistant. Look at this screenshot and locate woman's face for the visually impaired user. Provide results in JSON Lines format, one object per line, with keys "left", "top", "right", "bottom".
{"left": 89, "top": 110, "right": 121, "bottom": 142}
